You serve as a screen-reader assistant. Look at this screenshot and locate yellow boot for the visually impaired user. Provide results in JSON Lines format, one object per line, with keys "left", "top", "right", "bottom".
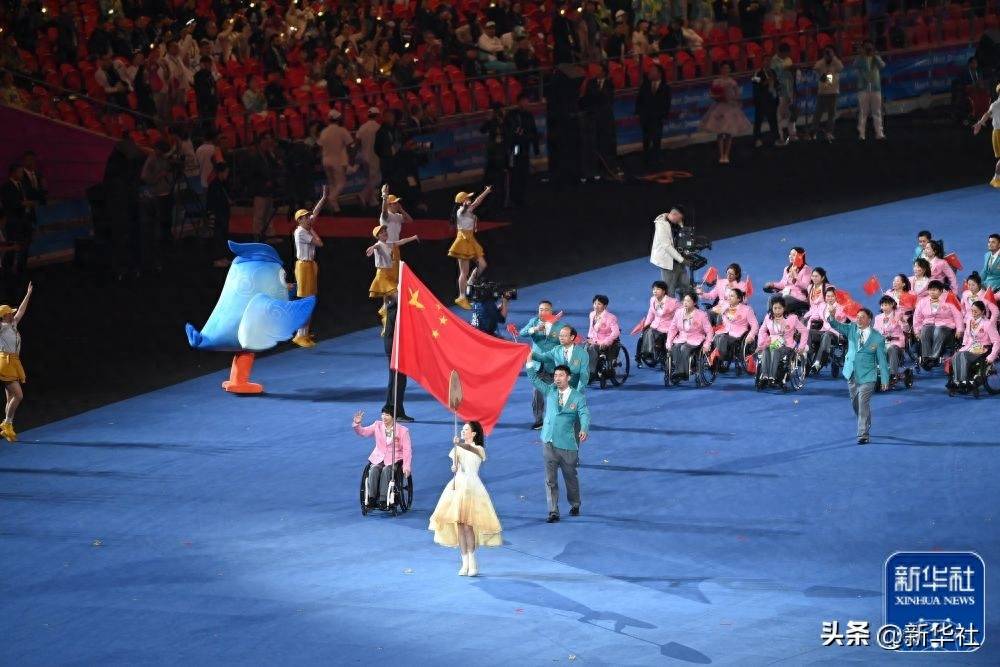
{"left": 454, "top": 296, "right": 472, "bottom": 310}
{"left": 292, "top": 334, "right": 315, "bottom": 348}
{"left": 1, "top": 422, "right": 16, "bottom": 443}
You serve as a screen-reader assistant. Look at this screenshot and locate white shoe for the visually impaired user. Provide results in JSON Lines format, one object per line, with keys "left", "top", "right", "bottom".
{"left": 467, "top": 553, "right": 478, "bottom": 577}
{"left": 459, "top": 554, "right": 469, "bottom": 576}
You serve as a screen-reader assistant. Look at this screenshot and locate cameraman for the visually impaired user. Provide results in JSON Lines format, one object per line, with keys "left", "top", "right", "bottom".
{"left": 467, "top": 269, "right": 511, "bottom": 337}
{"left": 812, "top": 47, "right": 843, "bottom": 141}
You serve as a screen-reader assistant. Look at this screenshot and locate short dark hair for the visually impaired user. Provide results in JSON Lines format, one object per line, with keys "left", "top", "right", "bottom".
{"left": 680, "top": 290, "right": 698, "bottom": 303}
{"left": 971, "top": 300, "right": 987, "bottom": 315}
{"left": 652, "top": 280, "right": 668, "bottom": 291}
{"left": 560, "top": 325, "right": 577, "bottom": 338}
{"left": 928, "top": 240, "right": 944, "bottom": 258}
{"left": 966, "top": 271, "right": 982, "bottom": 287}
{"left": 913, "top": 258, "right": 931, "bottom": 275}
{"left": 917, "top": 230, "right": 932, "bottom": 240}
{"left": 927, "top": 279, "right": 945, "bottom": 291}
{"left": 726, "top": 263, "right": 742, "bottom": 281}
{"left": 729, "top": 287, "right": 745, "bottom": 301}
{"left": 858, "top": 307, "right": 874, "bottom": 320}
{"left": 670, "top": 205, "right": 686, "bottom": 217}
{"left": 879, "top": 295, "right": 897, "bottom": 308}
{"left": 538, "top": 300, "right": 552, "bottom": 307}
{"left": 592, "top": 294, "right": 609, "bottom": 306}
{"left": 553, "top": 364, "right": 571, "bottom": 376}
{"left": 989, "top": 233, "right": 1000, "bottom": 243}
{"left": 769, "top": 296, "right": 786, "bottom": 311}
{"left": 824, "top": 285, "right": 837, "bottom": 297}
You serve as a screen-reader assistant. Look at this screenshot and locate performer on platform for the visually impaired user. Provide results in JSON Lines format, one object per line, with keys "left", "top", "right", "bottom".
{"left": 699, "top": 63, "right": 752, "bottom": 164}
{"left": 353, "top": 407, "right": 412, "bottom": 508}
{"left": 948, "top": 301, "right": 1000, "bottom": 391}
{"left": 756, "top": 297, "right": 809, "bottom": 386}
{"left": 826, "top": 305, "right": 889, "bottom": 445}
{"left": 585, "top": 295, "right": 621, "bottom": 376}
{"left": 971, "top": 83, "right": 1000, "bottom": 188}
{"left": 380, "top": 183, "right": 413, "bottom": 282}
{"left": 764, "top": 247, "right": 811, "bottom": 317}
{"left": 291, "top": 186, "right": 327, "bottom": 348}
{"left": 710, "top": 287, "right": 758, "bottom": 371}
{"left": 428, "top": 421, "right": 503, "bottom": 577}
{"left": 531, "top": 325, "right": 590, "bottom": 391}
{"left": 982, "top": 233, "right": 1000, "bottom": 290}
{"left": 0, "top": 282, "right": 31, "bottom": 443}
{"left": 367, "top": 225, "right": 418, "bottom": 334}
{"left": 526, "top": 363, "right": 590, "bottom": 523}
{"left": 448, "top": 187, "right": 492, "bottom": 310}
{"left": 521, "top": 300, "right": 561, "bottom": 430}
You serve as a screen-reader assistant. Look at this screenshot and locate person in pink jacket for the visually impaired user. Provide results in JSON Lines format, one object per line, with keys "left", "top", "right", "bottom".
{"left": 635, "top": 280, "right": 680, "bottom": 368}
{"left": 764, "top": 247, "right": 811, "bottom": 317}
{"left": 885, "top": 274, "right": 916, "bottom": 316}
{"left": 910, "top": 258, "right": 932, "bottom": 300}
{"left": 913, "top": 280, "right": 965, "bottom": 369}
{"left": 756, "top": 297, "right": 809, "bottom": 386}
{"left": 666, "top": 292, "right": 713, "bottom": 381}
{"left": 875, "top": 295, "right": 910, "bottom": 381}
{"left": 804, "top": 286, "right": 847, "bottom": 374}
{"left": 948, "top": 300, "right": 1000, "bottom": 392}
{"left": 709, "top": 288, "right": 758, "bottom": 370}
{"left": 586, "top": 294, "right": 622, "bottom": 375}
{"left": 353, "top": 407, "right": 413, "bottom": 508}
{"left": 806, "top": 267, "right": 830, "bottom": 310}
{"left": 697, "top": 262, "right": 748, "bottom": 324}
{"left": 960, "top": 272, "right": 998, "bottom": 322}
{"left": 925, "top": 240, "right": 958, "bottom": 292}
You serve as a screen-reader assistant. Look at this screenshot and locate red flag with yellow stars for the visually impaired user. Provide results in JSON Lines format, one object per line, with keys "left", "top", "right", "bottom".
{"left": 390, "top": 262, "right": 531, "bottom": 434}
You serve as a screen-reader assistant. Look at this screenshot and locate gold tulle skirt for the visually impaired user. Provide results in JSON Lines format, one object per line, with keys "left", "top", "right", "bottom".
{"left": 369, "top": 268, "right": 398, "bottom": 298}
{"left": 447, "top": 230, "right": 485, "bottom": 260}
{"left": 428, "top": 476, "right": 503, "bottom": 548}
{"left": 0, "top": 353, "right": 25, "bottom": 383}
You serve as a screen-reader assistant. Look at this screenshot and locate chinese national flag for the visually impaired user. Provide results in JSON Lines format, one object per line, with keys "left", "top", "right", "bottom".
{"left": 703, "top": 266, "right": 718, "bottom": 284}
{"left": 744, "top": 276, "right": 753, "bottom": 297}
{"left": 391, "top": 263, "right": 531, "bottom": 434}
{"left": 899, "top": 292, "right": 918, "bottom": 309}
{"left": 842, "top": 300, "right": 861, "bottom": 319}
{"left": 863, "top": 275, "right": 881, "bottom": 296}
{"left": 834, "top": 289, "right": 852, "bottom": 306}
{"left": 984, "top": 288, "right": 997, "bottom": 306}
{"left": 944, "top": 252, "right": 963, "bottom": 270}
{"left": 945, "top": 291, "right": 961, "bottom": 309}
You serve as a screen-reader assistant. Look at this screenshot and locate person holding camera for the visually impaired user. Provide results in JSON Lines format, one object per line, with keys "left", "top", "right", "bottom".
{"left": 467, "top": 269, "right": 511, "bottom": 338}
{"left": 855, "top": 40, "right": 886, "bottom": 141}
{"left": 812, "top": 47, "right": 843, "bottom": 142}
{"left": 650, "top": 206, "right": 690, "bottom": 298}
{"left": 770, "top": 43, "right": 798, "bottom": 145}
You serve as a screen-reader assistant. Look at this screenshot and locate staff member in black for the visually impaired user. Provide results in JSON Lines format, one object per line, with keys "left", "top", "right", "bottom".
{"left": 1, "top": 164, "right": 29, "bottom": 276}
{"left": 384, "top": 296, "right": 414, "bottom": 422}
{"left": 504, "top": 93, "right": 539, "bottom": 207}
{"left": 579, "top": 63, "right": 617, "bottom": 180}
{"left": 635, "top": 65, "right": 672, "bottom": 170}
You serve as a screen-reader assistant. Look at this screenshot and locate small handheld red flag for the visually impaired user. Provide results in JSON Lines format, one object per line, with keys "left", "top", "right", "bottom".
{"left": 863, "top": 275, "right": 881, "bottom": 297}
{"left": 708, "top": 348, "right": 720, "bottom": 366}
{"left": 835, "top": 289, "right": 852, "bottom": 306}
{"left": 630, "top": 319, "right": 645, "bottom": 336}
{"left": 899, "top": 292, "right": 918, "bottom": 309}
{"left": 745, "top": 354, "right": 757, "bottom": 374}
{"left": 945, "top": 291, "right": 961, "bottom": 309}
{"left": 744, "top": 276, "right": 754, "bottom": 297}
{"left": 842, "top": 300, "right": 861, "bottom": 319}
{"left": 984, "top": 288, "right": 997, "bottom": 306}
{"left": 793, "top": 251, "right": 804, "bottom": 269}
{"left": 943, "top": 357, "right": 952, "bottom": 375}
{"left": 713, "top": 323, "right": 726, "bottom": 333}
{"left": 540, "top": 310, "right": 564, "bottom": 323}
{"left": 506, "top": 323, "right": 519, "bottom": 337}
{"left": 703, "top": 266, "right": 718, "bottom": 284}
{"left": 573, "top": 334, "right": 584, "bottom": 345}
{"left": 944, "top": 252, "right": 963, "bottom": 270}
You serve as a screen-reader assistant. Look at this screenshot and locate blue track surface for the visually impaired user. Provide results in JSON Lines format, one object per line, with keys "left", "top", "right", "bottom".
{"left": 3, "top": 186, "right": 998, "bottom": 665}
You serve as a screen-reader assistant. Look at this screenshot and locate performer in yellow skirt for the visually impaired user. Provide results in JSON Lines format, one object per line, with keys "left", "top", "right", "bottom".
{"left": 291, "top": 186, "right": 326, "bottom": 348}
{"left": 428, "top": 421, "right": 502, "bottom": 576}
{"left": 1, "top": 282, "right": 32, "bottom": 443}
{"left": 973, "top": 83, "right": 1000, "bottom": 188}
{"left": 448, "top": 186, "right": 492, "bottom": 310}
{"left": 367, "top": 225, "right": 418, "bottom": 334}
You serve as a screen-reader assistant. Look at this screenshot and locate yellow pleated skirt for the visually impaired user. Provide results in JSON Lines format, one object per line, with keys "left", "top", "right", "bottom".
{"left": 369, "top": 268, "right": 398, "bottom": 299}
{"left": 295, "top": 260, "right": 318, "bottom": 297}
{"left": 428, "top": 477, "right": 503, "bottom": 548}
{"left": 447, "top": 230, "right": 485, "bottom": 260}
{"left": 0, "top": 353, "right": 25, "bottom": 383}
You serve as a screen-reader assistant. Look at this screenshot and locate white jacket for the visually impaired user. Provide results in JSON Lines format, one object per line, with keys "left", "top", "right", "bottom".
{"left": 650, "top": 214, "right": 685, "bottom": 270}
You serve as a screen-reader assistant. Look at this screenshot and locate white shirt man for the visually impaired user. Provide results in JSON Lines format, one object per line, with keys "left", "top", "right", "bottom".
{"left": 195, "top": 139, "right": 218, "bottom": 189}
{"left": 477, "top": 24, "right": 505, "bottom": 60}
{"left": 294, "top": 226, "right": 316, "bottom": 261}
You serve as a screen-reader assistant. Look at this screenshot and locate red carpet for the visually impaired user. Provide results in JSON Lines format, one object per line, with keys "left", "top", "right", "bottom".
{"left": 229, "top": 214, "right": 507, "bottom": 240}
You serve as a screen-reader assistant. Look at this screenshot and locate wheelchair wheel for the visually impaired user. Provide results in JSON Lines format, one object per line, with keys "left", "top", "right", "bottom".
{"left": 984, "top": 363, "right": 1000, "bottom": 395}
{"left": 360, "top": 463, "right": 372, "bottom": 516}
{"left": 609, "top": 346, "right": 630, "bottom": 387}
{"left": 697, "top": 352, "right": 716, "bottom": 387}
{"left": 787, "top": 355, "right": 806, "bottom": 392}
{"left": 663, "top": 355, "right": 673, "bottom": 386}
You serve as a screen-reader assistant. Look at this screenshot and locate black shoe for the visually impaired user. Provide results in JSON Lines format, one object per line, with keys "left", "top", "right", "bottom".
{"left": 395, "top": 414, "right": 415, "bottom": 423}
{"left": 532, "top": 421, "right": 543, "bottom": 430}
{"left": 546, "top": 513, "right": 560, "bottom": 523}
{"left": 857, "top": 436, "right": 870, "bottom": 445}
{"left": 569, "top": 506, "right": 580, "bottom": 516}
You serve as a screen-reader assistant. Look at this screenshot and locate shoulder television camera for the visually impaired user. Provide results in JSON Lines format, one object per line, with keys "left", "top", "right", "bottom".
{"left": 676, "top": 226, "right": 712, "bottom": 271}
{"left": 467, "top": 281, "right": 518, "bottom": 302}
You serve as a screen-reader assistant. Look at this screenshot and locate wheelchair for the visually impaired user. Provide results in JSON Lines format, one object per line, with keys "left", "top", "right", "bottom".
{"left": 946, "top": 356, "right": 1000, "bottom": 398}
{"left": 911, "top": 327, "right": 959, "bottom": 375}
{"left": 634, "top": 326, "right": 667, "bottom": 370}
{"left": 754, "top": 347, "right": 807, "bottom": 392}
{"left": 590, "top": 340, "right": 630, "bottom": 389}
{"left": 360, "top": 461, "right": 413, "bottom": 516}
{"left": 709, "top": 331, "right": 752, "bottom": 376}
{"left": 664, "top": 345, "right": 716, "bottom": 387}
{"left": 805, "top": 330, "right": 847, "bottom": 379}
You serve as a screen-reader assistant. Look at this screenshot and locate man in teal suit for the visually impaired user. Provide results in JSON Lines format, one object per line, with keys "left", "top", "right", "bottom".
{"left": 527, "top": 363, "right": 590, "bottom": 523}
{"left": 828, "top": 306, "right": 890, "bottom": 444}
{"left": 520, "top": 300, "right": 561, "bottom": 429}
{"left": 530, "top": 325, "right": 590, "bottom": 392}
{"left": 982, "top": 233, "right": 1000, "bottom": 291}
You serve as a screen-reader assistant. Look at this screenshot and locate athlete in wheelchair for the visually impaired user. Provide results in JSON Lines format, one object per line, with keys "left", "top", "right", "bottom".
{"left": 353, "top": 407, "right": 413, "bottom": 515}
{"left": 803, "top": 286, "right": 847, "bottom": 377}
{"left": 707, "top": 287, "right": 757, "bottom": 375}
{"left": 754, "top": 296, "right": 809, "bottom": 391}
{"left": 664, "top": 292, "right": 715, "bottom": 386}
{"left": 913, "top": 280, "right": 964, "bottom": 372}
{"left": 946, "top": 300, "right": 1000, "bottom": 397}
{"left": 586, "top": 294, "right": 630, "bottom": 388}
{"left": 634, "top": 280, "right": 679, "bottom": 369}
{"left": 874, "top": 295, "right": 914, "bottom": 389}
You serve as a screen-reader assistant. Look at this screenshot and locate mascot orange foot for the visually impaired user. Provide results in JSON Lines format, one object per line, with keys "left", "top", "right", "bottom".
{"left": 222, "top": 352, "right": 263, "bottom": 394}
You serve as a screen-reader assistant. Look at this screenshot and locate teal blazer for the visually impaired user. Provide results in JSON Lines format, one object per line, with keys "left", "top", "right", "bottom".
{"left": 982, "top": 251, "right": 1000, "bottom": 291}
{"left": 828, "top": 317, "right": 890, "bottom": 386}
{"left": 531, "top": 344, "right": 590, "bottom": 390}
{"left": 527, "top": 368, "right": 591, "bottom": 451}
{"left": 520, "top": 316, "right": 561, "bottom": 372}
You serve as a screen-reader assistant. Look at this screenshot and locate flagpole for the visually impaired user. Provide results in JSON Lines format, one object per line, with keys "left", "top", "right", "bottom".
{"left": 391, "top": 261, "right": 404, "bottom": 474}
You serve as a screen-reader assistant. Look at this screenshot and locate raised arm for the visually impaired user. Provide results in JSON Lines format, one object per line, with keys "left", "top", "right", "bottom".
{"left": 468, "top": 186, "right": 492, "bottom": 211}
{"left": 13, "top": 283, "right": 32, "bottom": 325}
{"left": 827, "top": 311, "right": 851, "bottom": 337}
{"left": 525, "top": 363, "right": 550, "bottom": 394}
{"left": 310, "top": 185, "right": 327, "bottom": 221}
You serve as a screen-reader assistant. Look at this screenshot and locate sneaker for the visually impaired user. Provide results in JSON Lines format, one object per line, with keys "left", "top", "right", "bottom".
{"left": 546, "top": 513, "right": 560, "bottom": 523}
{"left": 569, "top": 506, "right": 580, "bottom": 516}
{"left": 531, "top": 421, "right": 543, "bottom": 430}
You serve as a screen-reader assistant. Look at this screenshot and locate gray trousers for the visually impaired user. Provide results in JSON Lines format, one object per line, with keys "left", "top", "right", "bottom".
{"left": 543, "top": 442, "right": 580, "bottom": 515}
{"left": 848, "top": 379, "right": 875, "bottom": 438}
{"left": 886, "top": 345, "right": 902, "bottom": 376}
{"left": 952, "top": 350, "right": 987, "bottom": 383}
{"left": 366, "top": 462, "right": 397, "bottom": 504}
{"left": 531, "top": 369, "right": 553, "bottom": 423}
{"left": 660, "top": 265, "right": 690, "bottom": 298}
{"left": 920, "top": 325, "right": 955, "bottom": 360}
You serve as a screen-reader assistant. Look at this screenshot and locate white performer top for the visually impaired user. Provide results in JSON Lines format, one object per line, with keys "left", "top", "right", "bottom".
{"left": 0, "top": 322, "right": 20, "bottom": 355}
{"left": 380, "top": 210, "right": 403, "bottom": 244}
{"left": 372, "top": 241, "right": 393, "bottom": 269}
{"left": 455, "top": 208, "right": 477, "bottom": 232}
{"left": 294, "top": 227, "right": 316, "bottom": 261}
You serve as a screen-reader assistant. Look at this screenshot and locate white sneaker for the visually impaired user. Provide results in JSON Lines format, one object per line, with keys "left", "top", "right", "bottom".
{"left": 459, "top": 554, "right": 469, "bottom": 576}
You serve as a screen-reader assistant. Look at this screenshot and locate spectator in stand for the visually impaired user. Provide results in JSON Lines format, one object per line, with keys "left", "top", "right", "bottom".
{"left": 855, "top": 40, "right": 886, "bottom": 141}
{"left": 356, "top": 107, "right": 383, "bottom": 209}
{"left": 812, "top": 46, "right": 843, "bottom": 142}
{"left": 580, "top": 63, "right": 618, "bottom": 181}
{"left": 162, "top": 39, "right": 193, "bottom": 116}
{"left": 1, "top": 164, "right": 29, "bottom": 277}
{"left": 478, "top": 21, "right": 516, "bottom": 73}
{"left": 770, "top": 43, "right": 798, "bottom": 145}
{"left": 317, "top": 109, "right": 355, "bottom": 213}
{"left": 103, "top": 135, "right": 149, "bottom": 279}
{"left": 193, "top": 55, "right": 219, "bottom": 123}
{"left": 461, "top": 45, "right": 485, "bottom": 78}
{"left": 0, "top": 72, "right": 26, "bottom": 109}
{"left": 20, "top": 152, "right": 46, "bottom": 213}
{"left": 325, "top": 60, "right": 350, "bottom": 100}
{"left": 95, "top": 54, "right": 130, "bottom": 110}
{"left": 632, "top": 20, "right": 655, "bottom": 57}
{"left": 375, "top": 108, "right": 403, "bottom": 193}
{"left": 512, "top": 30, "right": 539, "bottom": 72}
{"left": 505, "top": 93, "right": 539, "bottom": 207}
{"left": 552, "top": 0, "right": 577, "bottom": 64}
{"left": 393, "top": 52, "right": 423, "bottom": 90}
{"left": 480, "top": 103, "right": 509, "bottom": 204}
{"left": 752, "top": 64, "right": 779, "bottom": 147}
{"left": 264, "top": 72, "right": 288, "bottom": 109}
{"left": 140, "top": 140, "right": 172, "bottom": 267}
{"left": 126, "top": 51, "right": 157, "bottom": 121}
{"left": 242, "top": 76, "right": 267, "bottom": 114}
{"left": 606, "top": 13, "right": 631, "bottom": 60}
{"left": 739, "top": 0, "right": 766, "bottom": 41}
{"left": 635, "top": 65, "right": 672, "bottom": 170}
{"left": 580, "top": 0, "right": 602, "bottom": 61}
{"left": 245, "top": 133, "right": 282, "bottom": 241}
{"left": 866, "top": 0, "right": 889, "bottom": 51}
{"left": 263, "top": 33, "right": 288, "bottom": 75}
{"left": 87, "top": 20, "right": 114, "bottom": 59}
{"left": 207, "top": 159, "right": 232, "bottom": 268}
{"left": 57, "top": 5, "right": 80, "bottom": 64}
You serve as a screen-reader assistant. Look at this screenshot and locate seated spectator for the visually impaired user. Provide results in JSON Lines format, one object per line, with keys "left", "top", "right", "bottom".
{"left": 606, "top": 14, "right": 631, "bottom": 60}
{"left": 264, "top": 72, "right": 288, "bottom": 110}
{"left": 392, "top": 52, "right": 423, "bottom": 89}
{"left": 462, "top": 46, "right": 485, "bottom": 78}
{"left": 242, "top": 76, "right": 268, "bottom": 114}
{"left": 87, "top": 20, "right": 114, "bottom": 60}
{"left": 263, "top": 34, "right": 288, "bottom": 74}
{"left": 95, "top": 54, "right": 130, "bottom": 109}
{"left": 0, "top": 72, "right": 26, "bottom": 109}
{"left": 477, "top": 21, "right": 516, "bottom": 73}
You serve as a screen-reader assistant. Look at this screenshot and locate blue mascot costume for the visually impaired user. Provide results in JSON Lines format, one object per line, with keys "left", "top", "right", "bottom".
{"left": 186, "top": 242, "right": 316, "bottom": 394}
